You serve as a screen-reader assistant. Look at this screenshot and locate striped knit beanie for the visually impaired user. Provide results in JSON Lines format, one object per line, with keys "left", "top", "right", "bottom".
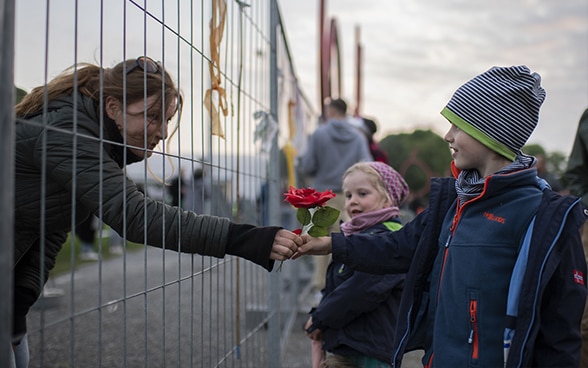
{"left": 440, "top": 65, "right": 546, "bottom": 161}
{"left": 367, "top": 162, "right": 409, "bottom": 206}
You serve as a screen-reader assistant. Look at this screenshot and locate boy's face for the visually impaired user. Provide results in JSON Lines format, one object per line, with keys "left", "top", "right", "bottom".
{"left": 444, "top": 124, "right": 497, "bottom": 176}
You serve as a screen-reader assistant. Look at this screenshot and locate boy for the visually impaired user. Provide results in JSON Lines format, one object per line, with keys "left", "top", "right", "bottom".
{"left": 295, "top": 66, "right": 587, "bottom": 367}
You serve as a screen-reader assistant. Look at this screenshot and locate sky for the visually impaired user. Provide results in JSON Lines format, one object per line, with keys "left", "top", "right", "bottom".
{"left": 279, "top": 0, "right": 588, "bottom": 154}
{"left": 13, "top": 0, "right": 588, "bottom": 156}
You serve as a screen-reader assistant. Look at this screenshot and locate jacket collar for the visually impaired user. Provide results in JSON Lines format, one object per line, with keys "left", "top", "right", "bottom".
{"left": 101, "top": 112, "right": 144, "bottom": 167}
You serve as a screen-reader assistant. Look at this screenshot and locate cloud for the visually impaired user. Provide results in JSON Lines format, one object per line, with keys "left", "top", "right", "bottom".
{"left": 280, "top": 0, "right": 588, "bottom": 152}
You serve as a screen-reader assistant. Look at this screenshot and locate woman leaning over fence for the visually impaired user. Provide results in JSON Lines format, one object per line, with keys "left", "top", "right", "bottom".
{"left": 11, "top": 57, "right": 302, "bottom": 367}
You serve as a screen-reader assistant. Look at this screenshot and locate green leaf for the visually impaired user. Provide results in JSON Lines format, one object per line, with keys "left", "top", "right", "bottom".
{"left": 308, "top": 225, "right": 328, "bottom": 237}
{"left": 296, "top": 208, "right": 312, "bottom": 225}
{"left": 311, "top": 206, "right": 340, "bottom": 227}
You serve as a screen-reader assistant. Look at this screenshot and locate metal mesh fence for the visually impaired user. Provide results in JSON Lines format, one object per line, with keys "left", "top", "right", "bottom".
{"left": 5, "top": 0, "right": 317, "bottom": 367}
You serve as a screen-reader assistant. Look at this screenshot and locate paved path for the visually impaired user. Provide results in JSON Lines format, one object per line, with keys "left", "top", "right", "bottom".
{"left": 28, "top": 248, "right": 276, "bottom": 367}
{"left": 27, "top": 248, "right": 423, "bottom": 367}
{"left": 281, "top": 286, "right": 424, "bottom": 368}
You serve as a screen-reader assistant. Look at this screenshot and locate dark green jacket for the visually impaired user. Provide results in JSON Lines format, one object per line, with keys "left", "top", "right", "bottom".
{"left": 13, "top": 92, "right": 278, "bottom": 341}
{"left": 566, "top": 108, "right": 588, "bottom": 208}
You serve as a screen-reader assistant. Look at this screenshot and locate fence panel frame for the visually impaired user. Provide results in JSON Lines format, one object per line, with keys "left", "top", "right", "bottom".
{"left": 0, "top": 0, "right": 16, "bottom": 366}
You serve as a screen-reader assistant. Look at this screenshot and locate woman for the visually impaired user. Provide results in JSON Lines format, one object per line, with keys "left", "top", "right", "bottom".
{"left": 12, "top": 57, "right": 301, "bottom": 366}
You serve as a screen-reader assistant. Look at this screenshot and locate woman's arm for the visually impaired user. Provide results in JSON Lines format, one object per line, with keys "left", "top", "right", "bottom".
{"left": 41, "top": 115, "right": 299, "bottom": 269}
{"left": 226, "top": 224, "right": 301, "bottom": 271}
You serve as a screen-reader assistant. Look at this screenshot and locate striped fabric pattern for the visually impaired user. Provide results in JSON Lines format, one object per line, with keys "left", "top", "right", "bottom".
{"left": 441, "top": 66, "right": 546, "bottom": 161}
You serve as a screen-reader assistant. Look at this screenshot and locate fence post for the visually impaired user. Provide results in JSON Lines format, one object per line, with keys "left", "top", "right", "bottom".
{"left": 0, "top": 0, "right": 16, "bottom": 365}
{"left": 268, "top": 0, "right": 282, "bottom": 366}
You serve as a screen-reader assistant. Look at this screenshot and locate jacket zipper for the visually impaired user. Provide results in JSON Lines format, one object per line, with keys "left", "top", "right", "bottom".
{"left": 424, "top": 353, "right": 434, "bottom": 368}
{"left": 415, "top": 180, "right": 490, "bottom": 367}
{"left": 469, "top": 298, "right": 479, "bottom": 360}
{"left": 435, "top": 198, "right": 463, "bottom": 302}
{"left": 437, "top": 187, "right": 488, "bottom": 301}
{"left": 436, "top": 234, "right": 451, "bottom": 302}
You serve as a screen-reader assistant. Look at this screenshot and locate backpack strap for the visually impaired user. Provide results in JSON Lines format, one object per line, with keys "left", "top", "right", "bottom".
{"left": 503, "top": 215, "right": 536, "bottom": 366}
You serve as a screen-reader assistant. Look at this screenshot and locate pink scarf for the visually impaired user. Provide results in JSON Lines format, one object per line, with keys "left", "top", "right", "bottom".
{"left": 340, "top": 207, "right": 401, "bottom": 236}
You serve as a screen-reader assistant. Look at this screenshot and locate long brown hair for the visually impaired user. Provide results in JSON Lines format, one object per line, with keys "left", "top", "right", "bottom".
{"left": 15, "top": 59, "right": 182, "bottom": 128}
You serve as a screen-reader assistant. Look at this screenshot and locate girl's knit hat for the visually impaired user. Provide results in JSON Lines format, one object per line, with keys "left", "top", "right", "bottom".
{"left": 367, "top": 162, "right": 409, "bottom": 206}
{"left": 440, "top": 65, "right": 546, "bottom": 161}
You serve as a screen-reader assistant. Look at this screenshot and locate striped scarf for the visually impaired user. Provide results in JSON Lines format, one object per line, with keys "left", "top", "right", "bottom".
{"left": 455, "top": 154, "right": 536, "bottom": 204}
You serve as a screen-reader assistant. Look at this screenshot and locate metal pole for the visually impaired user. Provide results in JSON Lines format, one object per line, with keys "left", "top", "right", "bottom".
{"left": 268, "top": 0, "right": 281, "bottom": 366}
{"left": 0, "top": 0, "right": 16, "bottom": 365}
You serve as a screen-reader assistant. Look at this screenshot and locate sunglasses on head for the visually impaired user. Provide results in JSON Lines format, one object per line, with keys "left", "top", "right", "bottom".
{"left": 126, "top": 56, "right": 161, "bottom": 75}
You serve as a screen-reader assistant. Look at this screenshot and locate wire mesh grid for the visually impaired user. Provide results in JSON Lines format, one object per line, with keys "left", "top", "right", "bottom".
{"left": 8, "top": 0, "right": 317, "bottom": 367}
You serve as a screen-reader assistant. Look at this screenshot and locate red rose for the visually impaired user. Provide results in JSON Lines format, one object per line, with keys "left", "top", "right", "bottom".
{"left": 284, "top": 186, "right": 336, "bottom": 209}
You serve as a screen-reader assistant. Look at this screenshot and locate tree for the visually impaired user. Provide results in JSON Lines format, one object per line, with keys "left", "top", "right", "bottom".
{"left": 15, "top": 86, "right": 27, "bottom": 104}
{"left": 523, "top": 143, "right": 567, "bottom": 177}
{"left": 379, "top": 129, "right": 452, "bottom": 197}
{"left": 523, "top": 143, "right": 567, "bottom": 188}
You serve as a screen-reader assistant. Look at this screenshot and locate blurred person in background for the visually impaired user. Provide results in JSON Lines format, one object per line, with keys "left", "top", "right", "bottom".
{"left": 361, "top": 117, "right": 390, "bottom": 164}
{"left": 183, "top": 167, "right": 208, "bottom": 214}
{"left": 75, "top": 214, "right": 99, "bottom": 261}
{"left": 535, "top": 152, "right": 564, "bottom": 193}
{"left": 565, "top": 107, "right": 588, "bottom": 367}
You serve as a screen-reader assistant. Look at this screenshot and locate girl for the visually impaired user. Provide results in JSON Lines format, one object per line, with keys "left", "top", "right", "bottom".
{"left": 304, "top": 161, "right": 409, "bottom": 368}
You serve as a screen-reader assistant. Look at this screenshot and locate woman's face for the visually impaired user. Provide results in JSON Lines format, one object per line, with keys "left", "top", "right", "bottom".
{"left": 343, "top": 170, "right": 391, "bottom": 218}
{"left": 106, "top": 95, "right": 177, "bottom": 158}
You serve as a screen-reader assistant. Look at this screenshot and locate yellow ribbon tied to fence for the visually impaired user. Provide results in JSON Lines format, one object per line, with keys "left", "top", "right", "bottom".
{"left": 284, "top": 100, "right": 297, "bottom": 187}
{"left": 204, "top": 0, "right": 228, "bottom": 138}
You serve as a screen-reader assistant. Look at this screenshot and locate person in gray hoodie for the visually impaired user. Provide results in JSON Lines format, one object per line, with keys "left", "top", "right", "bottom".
{"left": 298, "top": 97, "right": 372, "bottom": 297}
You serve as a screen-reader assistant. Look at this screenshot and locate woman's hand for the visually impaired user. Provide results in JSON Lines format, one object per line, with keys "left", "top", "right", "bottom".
{"left": 270, "top": 229, "right": 303, "bottom": 261}
{"left": 292, "top": 235, "right": 332, "bottom": 259}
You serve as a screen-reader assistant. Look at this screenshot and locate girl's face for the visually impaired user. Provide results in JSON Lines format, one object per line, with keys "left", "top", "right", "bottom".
{"left": 106, "top": 95, "right": 177, "bottom": 158}
{"left": 444, "top": 124, "right": 498, "bottom": 177}
{"left": 343, "top": 170, "right": 391, "bottom": 218}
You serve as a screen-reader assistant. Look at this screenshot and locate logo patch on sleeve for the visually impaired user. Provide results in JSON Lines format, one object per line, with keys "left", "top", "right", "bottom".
{"left": 574, "top": 270, "right": 585, "bottom": 285}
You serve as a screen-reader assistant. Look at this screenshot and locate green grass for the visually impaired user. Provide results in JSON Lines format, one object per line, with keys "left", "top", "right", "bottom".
{"left": 51, "top": 229, "right": 143, "bottom": 276}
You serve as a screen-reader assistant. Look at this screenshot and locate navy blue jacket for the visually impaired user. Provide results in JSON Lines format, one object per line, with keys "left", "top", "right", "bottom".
{"left": 332, "top": 168, "right": 587, "bottom": 368}
{"left": 312, "top": 221, "right": 405, "bottom": 363}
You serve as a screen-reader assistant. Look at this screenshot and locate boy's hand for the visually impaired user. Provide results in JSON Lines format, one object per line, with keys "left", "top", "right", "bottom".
{"left": 270, "top": 229, "right": 303, "bottom": 261}
{"left": 304, "top": 316, "right": 322, "bottom": 341}
{"left": 292, "top": 235, "right": 332, "bottom": 259}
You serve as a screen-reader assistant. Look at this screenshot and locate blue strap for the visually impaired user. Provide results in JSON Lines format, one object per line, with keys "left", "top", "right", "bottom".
{"left": 506, "top": 216, "right": 535, "bottom": 318}
{"left": 504, "top": 216, "right": 535, "bottom": 366}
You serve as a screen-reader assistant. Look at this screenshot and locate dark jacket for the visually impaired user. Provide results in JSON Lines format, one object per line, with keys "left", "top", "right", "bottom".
{"left": 566, "top": 108, "right": 588, "bottom": 208}
{"left": 312, "top": 221, "right": 404, "bottom": 363}
{"left": 13, "top": 92, "right": 279, "bottom": 341}
{"left": 332, "top": 169, "right": 587, "bottom": 367}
